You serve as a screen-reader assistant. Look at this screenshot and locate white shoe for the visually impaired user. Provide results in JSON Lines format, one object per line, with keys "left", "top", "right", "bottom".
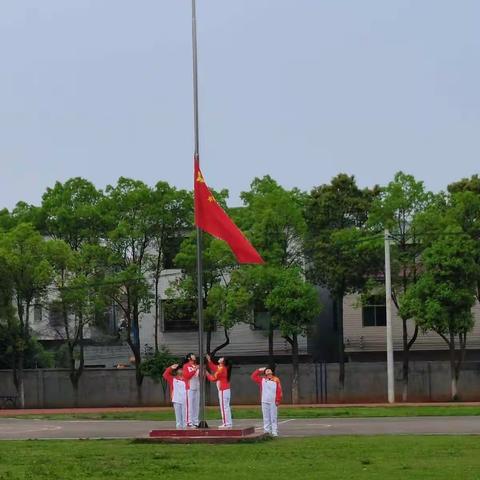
{"left": 218, "top": 424, "right": 232, "bottom": 429}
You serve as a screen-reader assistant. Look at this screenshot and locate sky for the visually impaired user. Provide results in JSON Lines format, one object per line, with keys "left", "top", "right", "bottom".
{"left": 0, "top": 0, "right": 479, "bottom": 210}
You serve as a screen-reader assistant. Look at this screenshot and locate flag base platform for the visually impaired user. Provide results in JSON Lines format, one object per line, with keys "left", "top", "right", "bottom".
{"left": 137, "top": 426, "right": 270, "bottom": 444}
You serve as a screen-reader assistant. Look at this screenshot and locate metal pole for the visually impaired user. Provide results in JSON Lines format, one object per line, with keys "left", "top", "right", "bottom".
{"left": 384, "top": 229, "right": 395, "bottom": 403}
{"left": 192, "top": 0, "right": 207, "bottom": 428}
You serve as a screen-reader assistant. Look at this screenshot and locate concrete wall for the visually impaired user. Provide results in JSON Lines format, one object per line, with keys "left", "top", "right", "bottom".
{"left": 1, "top": 362, "right": 480, "bottom": 407}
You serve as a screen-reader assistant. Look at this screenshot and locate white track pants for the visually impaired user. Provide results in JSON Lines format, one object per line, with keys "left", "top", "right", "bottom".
{"left": 218, "top": 388, "right": 232, "bottom": 427}
{"left": 262, "top": 402, "right": 278, "bottom": 435}
{"left": 173, "top": 402, "right": 187, "bottom": 429}
{"left": 187, "top": 389, "right": 199, "bottom": 426}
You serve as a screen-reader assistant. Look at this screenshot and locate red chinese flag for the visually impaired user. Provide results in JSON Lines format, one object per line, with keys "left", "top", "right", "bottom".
{"left": 194, "top": 161, "right": 264, "bottom": 264}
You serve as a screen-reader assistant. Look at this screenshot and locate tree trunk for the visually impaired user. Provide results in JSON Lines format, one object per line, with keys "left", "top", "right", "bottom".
{"left": 336, "top": 296, "right": 345, "bottom": 392}
{"left": 70, "top": 324, "right": 85, "bottom": 408}
{"left": 154, "top": 252, "right": 163, "bottom": 354}
{"left": 14, "top": 354, "right": 25, "bottom": 409}
{"left": 453, "top": 332, "right": 467, "bottom": 401}
{"left": 128, "top": 302, "right": 144, "bottom": 405}
{"left": 449, "top": 332, "right": 458, "bottom": 401}
{"left": 68, "top": 342, "right": 77, "bottom": 405}
{"left": 130, "top": 340, "right": 144, "bottom": 405}
{"left": 154, "top": 278, "right": 160, "bottom": 353}
{"left": 402, "top": 318, "right": 409, "bottom": 402}
{"left": 72, "top": 377, "right": 80, "bottom": 407}
{"left": 290, "top": 334, "right": 300, "bottom": 404}
{"left": 210, "top": 328, "right": 230, "bottom": 357}
{"left": 206, "top": 329, "right": 212, "bottom": 355}
{"left": 16, "top": 301, "right": 30, "bottom": 408}
{"left": 18, "top": 371, "right": 25, "bottom": 409}
{"left": 268, "top": 323, "right": 275, "bottom": 367}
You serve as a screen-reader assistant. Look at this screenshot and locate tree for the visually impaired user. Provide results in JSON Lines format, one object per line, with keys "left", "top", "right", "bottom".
{"left": 0, "top": 223, "right": 53, "bottom": 407}
{"left": 100, "top": 178, "right": 155, "bottom": 398}
{"left": 233, "top": 176, "right": 322, "bottom": 402}
{"left": 448, "top": 174, "right": 480, "bottom": 195}
{"left": 41, "top": 177, "right": 105, "bottom": 250}
{"left": 305, "top": 174, "right": 381, "bottom": 389}
{"left": 46, "top": 241, "right": 109, "bottom": 404}
{"left": 147, "top": 182, "right": 192, "bottom": 353}
{"left": 239, "top": 175, "right": 306, "bottom": 267}
{"left": 230, "top": 264, "right": 282, "bottom": 366}
{"left": 172, "top": 232, "right": 237, "bottom": 355}
{"left": 41, "top": 178, "right": 107, "bottom": 400}
{"left": 401, "top": 229, "right": 478, "bottom": 400}
{"left": 0, "top": 256, "right": 20, "bottom": 371}
{"left": 369, "top": 172, "right": 433, "bottom": 400}
{"left": 444, "top": 190, "right": 480, "bottom": 301}
{"left": 237, "top": 176, "right": 309, "bottom": 363}
{"left": 416, "top": 187, "right": 480, "bottom": 302}
{"left": 266, "top": 267, "right": 321, "bottom": 403}
{"left": 141, "top": 345, "right": 176, "bottom": 401}
{"left": 205, "top": 275, "right": 254, "bottom": 356}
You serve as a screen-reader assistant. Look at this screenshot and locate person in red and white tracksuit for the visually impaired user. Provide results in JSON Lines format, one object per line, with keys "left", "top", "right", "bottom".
{"left": 162, "top": 364, "right": 187, "bottom": 429}
{"left": 251, "top": 367, "right": 282, "bottom": 436}
{"left": 182, "top": 353, "right": 200, "bottom": 427}
{"left": 206, "top": 354, "right": 232, "bottom": 428}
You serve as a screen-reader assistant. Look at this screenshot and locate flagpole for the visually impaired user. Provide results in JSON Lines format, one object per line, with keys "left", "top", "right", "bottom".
{"left": 192, "top": 0, "right": 208, "bottom": 428}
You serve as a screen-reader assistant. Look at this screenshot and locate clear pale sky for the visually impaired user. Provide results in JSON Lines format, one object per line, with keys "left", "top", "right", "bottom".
{"left": 0, "top": 1, "right": 479, "bottom": 210}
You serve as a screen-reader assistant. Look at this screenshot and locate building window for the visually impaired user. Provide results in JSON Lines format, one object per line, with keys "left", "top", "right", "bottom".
{"left": 162, "top": 299, "right": 197, "bottom": 332}
{"left": 362, "top": 296, "right": 386, "bottom": 327}
{"left": 252, "top": 310, "right": 272, "bottom": 330}
{"left": 33, "top": 304, "right": 42, "bottom": 323}
{"left": 252, "top": 301, "right": 276, "bottom": 331}
{"left": 48, "top": 302, "right": 64, "bottom": 328}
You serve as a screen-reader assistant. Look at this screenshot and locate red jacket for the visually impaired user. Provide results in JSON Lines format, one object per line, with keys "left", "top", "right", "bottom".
{"left": 251, "top": 369, "right": 282, "bottom": 404}
{"left": 206, "top": 359, "right": 230, "bottom": 391}
{"left": 182, "top": 362, "right": 198, "bottom": 390}
{"left": 162, "top": 367, "right": 187, "bottom": 403}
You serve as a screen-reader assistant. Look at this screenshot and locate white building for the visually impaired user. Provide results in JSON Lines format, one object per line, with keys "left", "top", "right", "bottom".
{"left": 31, "top": 268, "right": 308, "bottom": 367}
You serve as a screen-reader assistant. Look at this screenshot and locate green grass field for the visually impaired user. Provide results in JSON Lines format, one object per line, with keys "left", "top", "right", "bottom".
{"left": 0, "top": 436, "right": 479, "bottom": 480}
{"left": 11, "top": 404, "right": 480, "bottom": 421}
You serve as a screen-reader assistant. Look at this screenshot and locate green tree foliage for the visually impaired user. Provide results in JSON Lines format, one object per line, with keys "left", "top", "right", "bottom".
{"left": 148, "top": 182, "right": 192, "bottom": 352}
{"left": 0, "top": 223, "right": 54, "bottom": 407}
{"left": 369, "top": 172, "right": 434, "bottom": 400}
{"left": 99, "top": 178, "right": 156, "bottom": 393}
{"left": 233, "top": 176, "right": 320, "bottom": 402}
{"left": 41, "top": 177, "right": 105, "bottom": 249}
{"left": 305, "top": 173, "right": 381, "bottom": 387}
{"left": 266, "top": 267, "right": 321, "bottom": 403}
{"left": 141, "top": 345, "right": 176, "bottom": 400}
{"left": 172, "top": 232, "right": 237, "bottom": 354}
{"left": 239, "top": 175, "right": 306, "bottom": 267}
{"left": 40, "top": 178, "right": 109, "bottom": 398}
{"left": 401, "top": 229, "right": 478, "bottom": 400}
{"left": 46, "top": 240, "right": 110, "bottom": 401}
{"left": 448, "top": 174, "right": 480, "bottom": 195}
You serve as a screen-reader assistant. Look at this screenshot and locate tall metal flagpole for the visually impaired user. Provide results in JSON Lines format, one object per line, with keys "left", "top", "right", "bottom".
{"left": 192, "top": 0, "right": 208, "bottom": 428}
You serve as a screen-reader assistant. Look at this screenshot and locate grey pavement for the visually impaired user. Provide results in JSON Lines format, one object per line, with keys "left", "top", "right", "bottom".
{"left": 1, "top": 416, "right": 480, "bottom": 440}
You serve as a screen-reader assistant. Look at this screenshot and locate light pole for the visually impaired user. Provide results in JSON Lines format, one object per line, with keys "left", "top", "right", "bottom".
{"left": 384, "top": 229, "right": 395, "bottom": 403}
